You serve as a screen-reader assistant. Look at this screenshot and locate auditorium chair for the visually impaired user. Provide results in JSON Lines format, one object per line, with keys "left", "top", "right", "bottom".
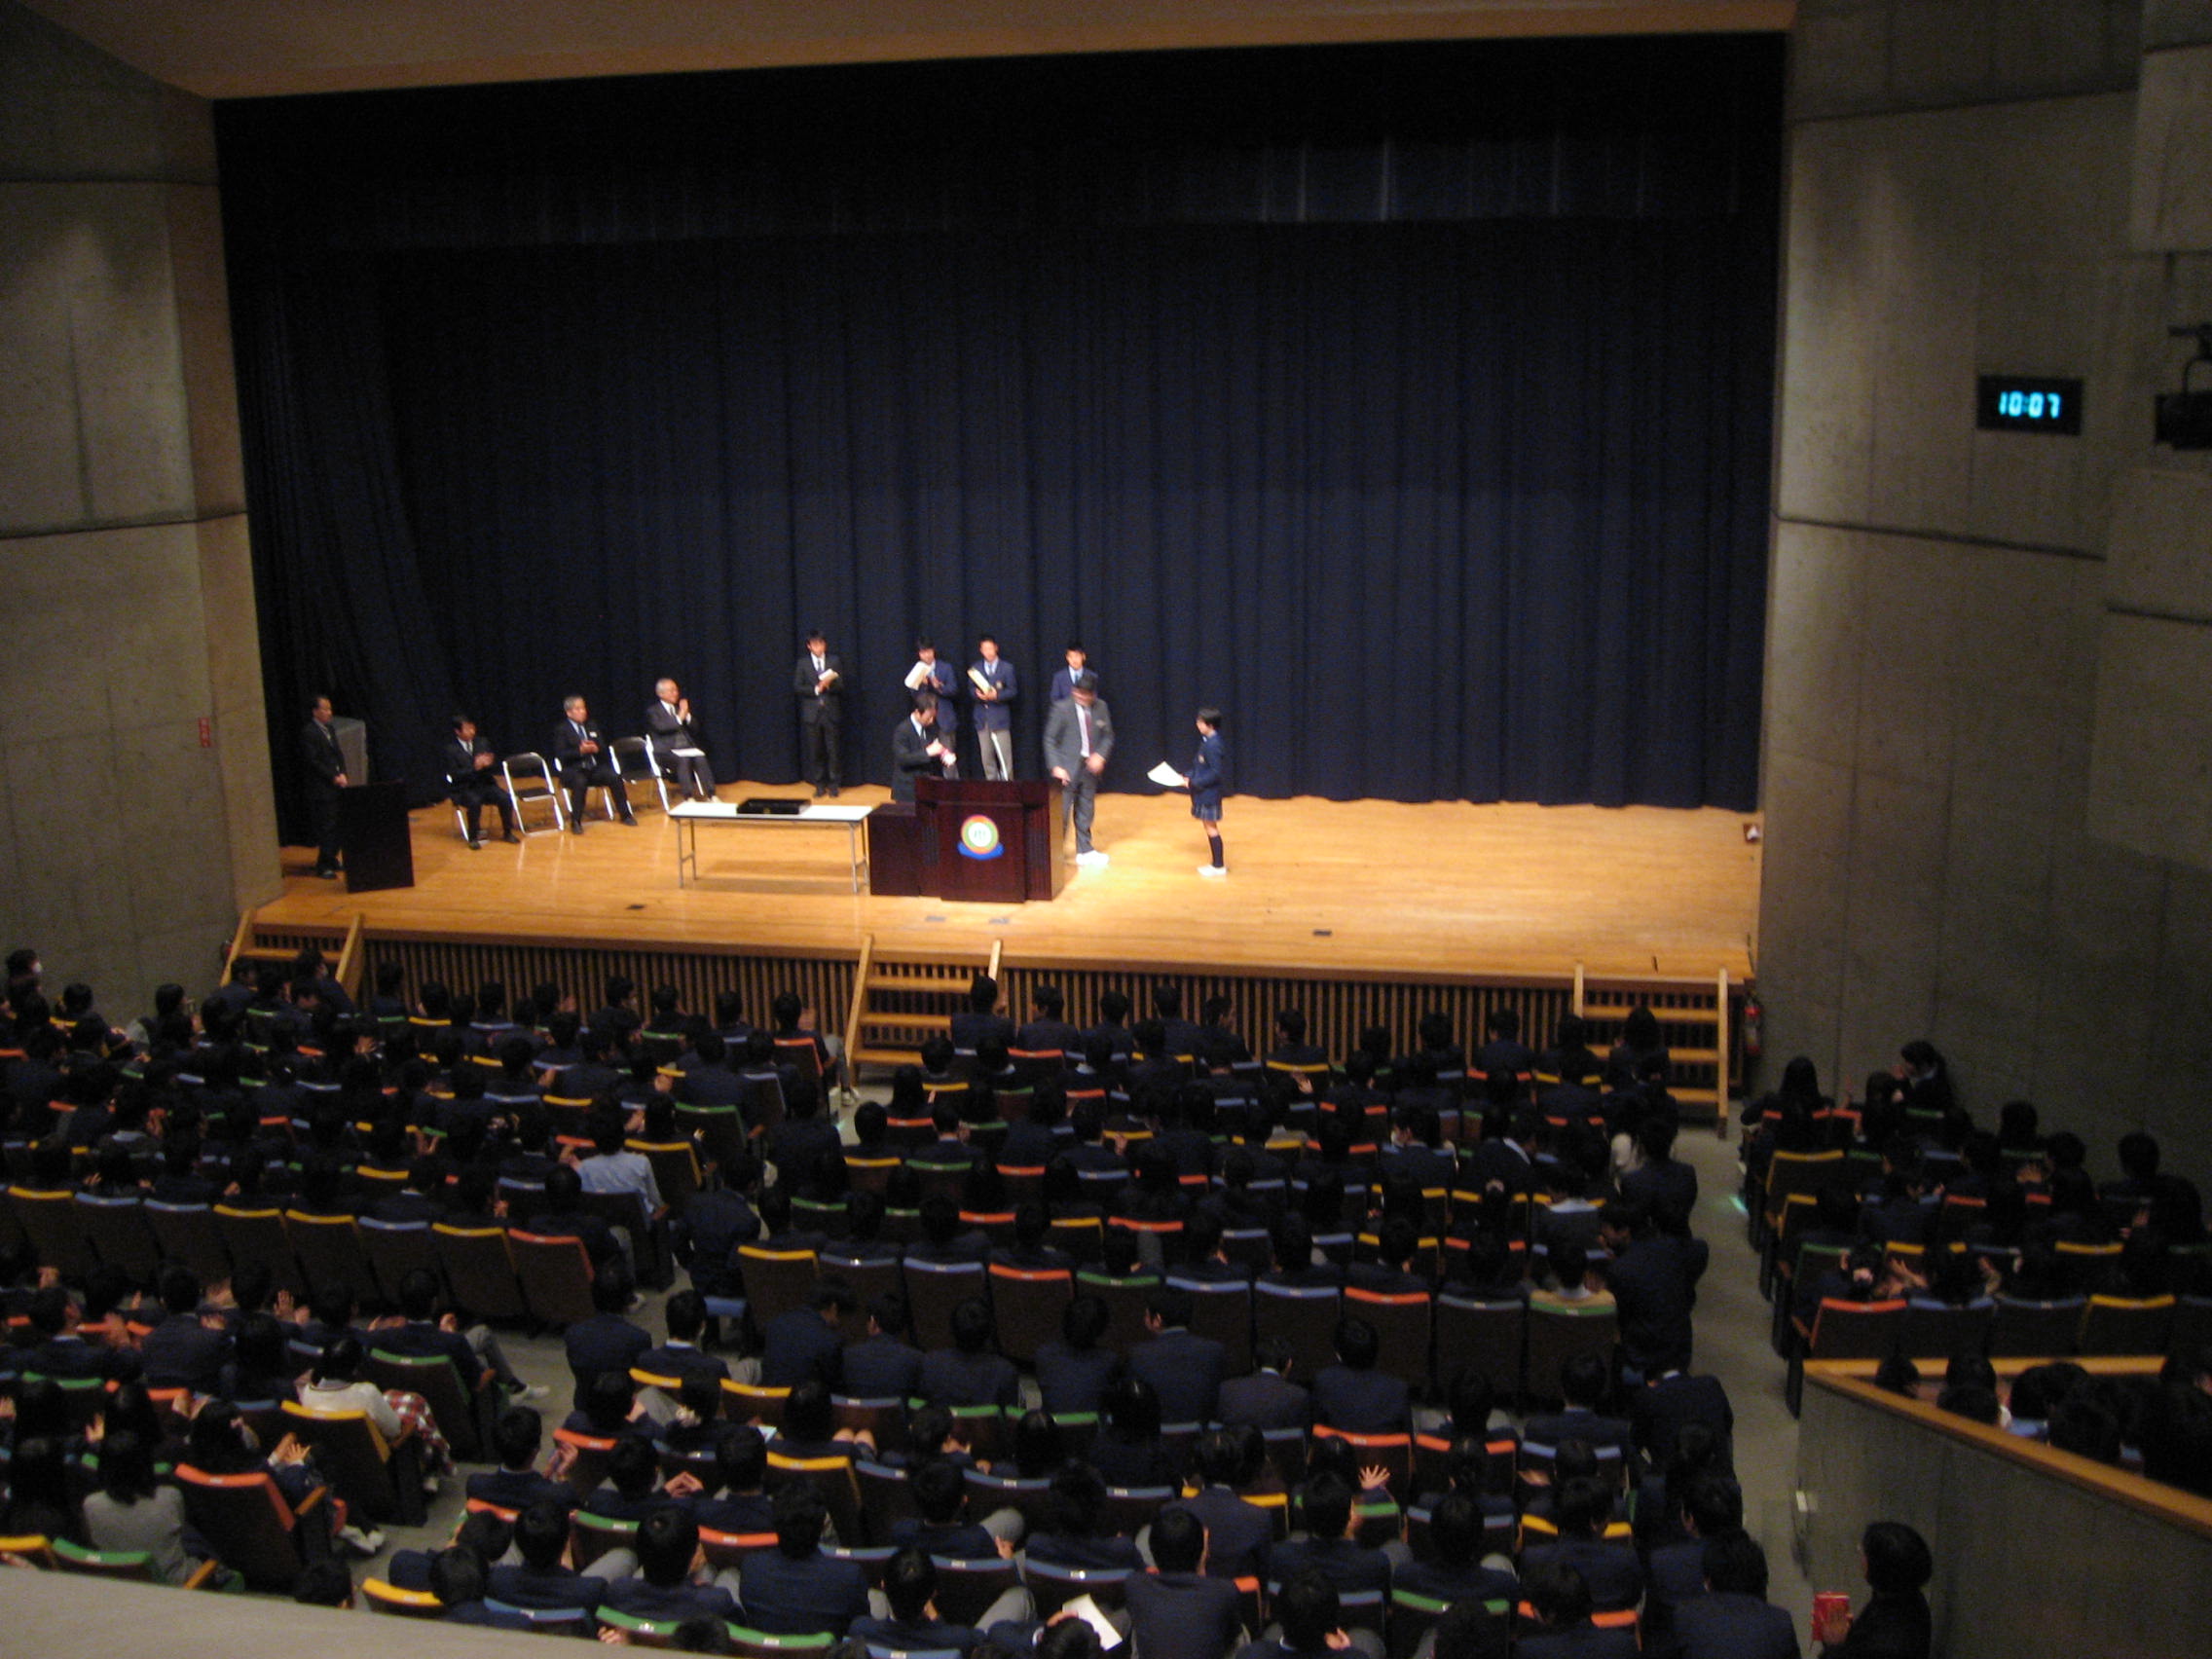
{"left": 1099, "top": 1484, "right": 1176, "bottom": 1538}
{"left": 1787, "top": 1298, "right": 1906, "bottom": 1416}
{"left": 1168, "top": 1274, "right": 1255, "bottom": 1376}
{"left": 815, "top": 1247, "right": 901, "bottom": 1312}
{"left": 281, "top": 1399, "right": 426, "bottom": 1527}
{"left": 1896, "top": 1299, "right": 1994, "bottom": 1367}
{"left": 1049, "top": 1213, "right": 1105, "bottom": 1264}
{"left": 1756, "top": 1150, "right": 1847, "bottom": 1247}
{"left": 903, "top": 1257, "right": 988, "bottom": 1352}
{"left": 674, "top": 1103, "right": 750, "bottom": 1182}
{"left": 1077, "top": 1265, "right": 1162, "bottom": 1356}
{"left": 1022, "top": 1558, "right": 1133, "bottom": 1619}
{"left": 699, "top": 1526, "right": 781, "bottom": 1572}
{"left": 2052, "top": 1239, "right": 2124, "bottom": 1295}
{"left": 988, "top": 1263, "right": 1074, "bottom": 1363}
{"left": 499, "top": 753, "right": 566, "bottom": 834}
{"left": 433, "top": 1221, "right": 529, "bottom": 1322}
{"left": 508, "top": 1230, "right": 599, "bottom": 1325}
{"left": 550, "top": 1424, "right": 619, "bottom": 1495}
{"left": 174, "top": 1463, "right": 331, "bottom": 1593}
{"left": 928, "top": 1555, "right": 1021, "bottom": 1627}
{"left": 1431, "top": 1291, "right": 1526, "bottom": 1407}
{"left": 571, "top": 1509, "right": 642, "bottom": 1572}
{"left": 582, "top": 1188, "right": 674, "bottom": 1289}
{"left": 855, "top": 1459, "right": 918, "bottom": 1541}
{"left": 214, "top": 1203, "right": 305, "bottom": 1299}
{"left": 362, "top": 1577, "right": 446, "bottom": 1617}
{"left": 1520, "top": 1302, "right": 1617, "bottom": 1411}
{"left": 1311, "top": 1425, "right": 1416, "bottom": 1498}
{"left": 10, "top": 1184, "right": 95, "bottom": 1280}
{"left": 728, "top": 1630, "right": 838, "bottom": 1659}
{"left": 1988, "top": 1294, "right": 2087, "bottom": 1358}
{"left": 596, "top": 1607, "right": 687, "bottom": 1644}
{"left": 75, "top": 1193, "right": 161, "bottom": 1284}
{"left": 2076, "top": 1293, "right": 2177, "bottom": 1355}
{"left": 288, "top": 1210, "right": 380, "bottom": 1309}
{"left": 1346, "top": 1286, "right": 1435, "bottom": 1394}
{"left": 1251, "top": 1280, "right": 1342, "bottom": 1379}
{"left": 722, "top": 1381, "right": 793, "bottom": 1427}
{"left": 633, "top": 1138, "right": 704, "bottom": 1214}
{"left": 357, "top": 1216, "right": 441, "bottom": 1306}
{"left": 962, "top": 1465, "right": 1055, "bottom": 1533}
{"left": 50, "top": 1535, "right": 221, "bottom": 1586}
{"left": 486, "top": 1602, "right": 598, "bottom": 1637}
{"left": 366, "top": 1346, "right": 486, "bottom": 1460}
{"left": 768, "top": 1448, "right": 864, "bottom": 1544}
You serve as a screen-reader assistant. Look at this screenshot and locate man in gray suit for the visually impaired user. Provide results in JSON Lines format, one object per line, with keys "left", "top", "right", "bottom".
{"left": 1043, "top": 671, "right": 1113, "bottom": 866}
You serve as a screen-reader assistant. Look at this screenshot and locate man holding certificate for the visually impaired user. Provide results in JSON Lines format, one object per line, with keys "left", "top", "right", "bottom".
{"left": 967, "top": 633, "right": 1016, "bottom": 779}
{"left": 793, "top": 629, "right": 845, "bottom": 797}
{"left": 903, "top": 639, "right": 960, "bottom": 779}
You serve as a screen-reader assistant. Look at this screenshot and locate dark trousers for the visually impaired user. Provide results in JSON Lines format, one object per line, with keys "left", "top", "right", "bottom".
{"left": 801, "top": 717, "right": 841, "bottom": 790}
{"left": 452, "top": 776, "right": 517, "bottom": 840}
{"left": 310, "top": 791, "right": 342, "bottom": 870}
{"left": 561, "top": 758, "right": 631, "bottom": 821}
{"left": 1063, "top": 769, "right": 1099, "bottom": 852}
{"left": 663, "top": 751, "right": 716, "bottom": 798}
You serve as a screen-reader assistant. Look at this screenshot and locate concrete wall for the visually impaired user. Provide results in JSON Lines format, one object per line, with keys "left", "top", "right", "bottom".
{"left": 1761, "top": 0, "right": 2212, "bottom": 1172}
{"left": 0, "top": 0, "right": 278, "bottom": 1004}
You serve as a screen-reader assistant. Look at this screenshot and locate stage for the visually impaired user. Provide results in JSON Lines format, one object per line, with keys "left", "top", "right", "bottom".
{"left": 262, "top": 783, "right": 1759, "bottom": 983}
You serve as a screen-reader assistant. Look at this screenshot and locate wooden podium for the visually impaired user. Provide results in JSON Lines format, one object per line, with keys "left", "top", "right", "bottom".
{"left": 338, "top": 780, "right": 415, "bottom": 893}
{"left": 913, "top": 777, "right": 1066, "bottom": 903}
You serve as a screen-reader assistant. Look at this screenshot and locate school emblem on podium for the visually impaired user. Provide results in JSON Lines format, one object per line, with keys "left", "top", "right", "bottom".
{"left": 957, "top": 814, "right": 1004, "bottom": 860}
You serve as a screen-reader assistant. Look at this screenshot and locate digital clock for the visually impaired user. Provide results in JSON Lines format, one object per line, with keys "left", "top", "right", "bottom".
{"left": 1976, "top": 375, "right": 2083, "bottom": 435}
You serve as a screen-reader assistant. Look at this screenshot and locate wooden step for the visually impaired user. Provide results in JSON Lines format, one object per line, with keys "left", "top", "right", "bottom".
{"left": 859, "top": 1012, "right": 952, "bottom": 1033}
{"left": 866, "top": 973, "right": 971, "bottom": 995}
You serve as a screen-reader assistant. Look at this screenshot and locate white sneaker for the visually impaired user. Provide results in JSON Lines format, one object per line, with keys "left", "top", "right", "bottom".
{"left": 1198, "top": 865, "right": 1227, "bottom": 877}
{"left": 336, "top": 1524, "right": 386, "bottom": 1557}
{"left": 1075, "top": 850, "right": 1110, "bottom": 866}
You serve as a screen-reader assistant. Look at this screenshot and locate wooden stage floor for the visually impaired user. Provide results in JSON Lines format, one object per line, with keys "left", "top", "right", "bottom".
{"left": 265, "top": 784, "right": 1760, "bottom": 984}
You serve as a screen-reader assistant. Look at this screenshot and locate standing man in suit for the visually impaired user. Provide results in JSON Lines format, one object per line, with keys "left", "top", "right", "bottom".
{"left": 1043, "top": 670, "right": 1113, "bottom": 866}
{"left": 554, "top": 695, "right": 636, "bottom": 832}
{"left": 968, "top": 634, "right": 1017, "bottom": 780}
{"left": 890, "top": 692, "right": 953, "bottom": 804}
{"left": 903, "top": 641, "right": 959, "bottom": 779}
{"left": 1050, "top": 641, "right": 1094, "bottom": 703}
{"left": 301, "top": 694, "right": 348, "bottom": 878}
{"left": 645, "top": 678, "right": 715, "bottom": 801}
{"left": 444, "top": 715, "right": 519, "bottom": 849}
{"left": 793, "top": 629, "right": 845, "bottom": 797}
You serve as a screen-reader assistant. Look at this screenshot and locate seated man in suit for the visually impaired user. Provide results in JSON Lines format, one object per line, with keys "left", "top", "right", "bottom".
{"left": 1671, "top": 1531, "right": 1800, "bottom": 1659}
{"left": 752, "top": 1278, "right": 855, "bottom": 1390}
{"left": 1167, "top": 1429, "right": 1274, "bottom": 1581}
{"left": 1129, "top": 1284, "right": 1228, "bottom": 1425}
{"left": 1235, "top": 1566, "right": 1382, "bottom": 1659}
{"left": 841, "top": 1291, "right": 926, "bottom": 1399}
{"left": 1524, "top": 1353, "right": 1636, "bottom": 1465}
{"left": 488, "top": 1497, "right": 609, "bottom": 1612}
{"left": 137, "top": 1265, "right": 228, "bottom": 1393}
{"left": 1517, "top": 1479, "right": 1643, "bottom": 1614}
{"left": 635, "top": 1289, "right": 731, "bottom": 1389}
{"left": 1514, "top": 1563, "right": 1640, "bottom": 1659}
{"left": 552, "top": 694, "right": 636, "bottom": 832}
{"left": 891, "top": 689, "right": 955, "bottom": 804}
{"left": 734, "top": 1481, "right": 871, "bottom": 1636}
{"left": 599, "top": 1506, "right": 738, "bottom": 1625}
{"left": 466, "top": 1407, "right": 579, "bottom": 1513}
{"left": 918, "top": 1296, "right": 1019, "bottom": 1410}
{"left": 1394, "top": 1492, "right": 1517, "bottom": 1610}
{"left": 645, "top": 678, "right": 716, "bottom": 801}
{"left": 1310, "top": 1315, "right": 1411, "bottom": 1435}
{"left": 1264, "top": 1473, "right": 1393, "bottom": 1604}
{"left": 851, "top": 1545, "right": 1032, "bottom": 1654}
{"left": 1129, "top": 1506, "right": 1248, "bottom": 1659}
{"left": 1218, "top": 1337, "right": 1310, "bottom": 1430}
{"left": 443, "top": 715, "right": 520, "bottom": 847}
{"left": 561, "top": 1260, "right": 652, "bottom": 1412}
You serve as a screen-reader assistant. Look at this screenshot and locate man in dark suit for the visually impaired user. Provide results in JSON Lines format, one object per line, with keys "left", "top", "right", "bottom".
{"left": 969, "top": 634, "right": 1017, "bottom": 780}
{"left": 1670, "top": 1533, "right": 1800, "bottom": 1659}
{"left": 137, "top": 1266, "right": 229, "bottom": 1392}
{"left": 1599, "top": 1200, "right": 1706, "bottom": 1381}
{"left": 842, "top": 1292, "right": 926, "bottom": 1399}
{"left": 793, "top": 629, "right": 845, "bottom": 797}
{"left": 917, "top": 1297, "right": 1018, "bottom": 1408}
{"left": 645, "top": 677, "right": 716, "bottom": 800}
{"left": 1525, "top": 1353, "right": 1637, "bottom": 1463}
{"left": 1630, "top": 1369, "right": 1736, "bottom": 1472}
{"left": 735, "top": 1483, "right": 871, "bottom": 1636}
{"left": 1128, "top": 1506, "right": 1249, "bottom": 1659}
{"left": 553, "top": 695, "right": 636, "bottom": 831}
{"left": 1168, "top": 1431, "right": 1275, "bottom": 1581}
{"left": 753, "top": 1280, "right": 853, "bottom": 1390}
{"left": 1217, "top": 1338, "right": 1310, "bottom": 1430}
{"left": 443, "top": 715, "right": 519, "bottom": 848}
{"left": 1015, "top": 983, "right": 1082, "bottom": 1053}
{"left": 890, "top": 690, "right": 952, "bottom": 803}
{"left": 488, "top": 1498, "right": 609, "bottom": 1612}
{"left": 1517, "top": 1480, "right": 1643, "bottom": 1613}
{"left": 1129, "top": 1285, "right": 1228, "bottom": 1425}
{"left": 1309, "top": 1315, "right": 1411, "bottom": 1434}
{"left": 561, "top": 1260, "right": 651, "bottom": 1410}
{"left": 300, "top": 694, "right": 348, "bottom": 878}
{"left": 1043, "top": 671, "right": 1113, "bottom": 864}
{"left": 904, "top": 640, "right": 961, "bottom": 777}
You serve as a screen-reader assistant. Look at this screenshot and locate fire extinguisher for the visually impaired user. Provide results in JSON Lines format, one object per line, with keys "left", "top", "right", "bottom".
{"left": 1742, "top": 994, "right": 1763, "bottom": 1059}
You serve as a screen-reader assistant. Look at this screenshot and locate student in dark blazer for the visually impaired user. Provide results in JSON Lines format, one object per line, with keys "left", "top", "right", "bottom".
{"left": 300, "top": 694, "right": 348, "bottom": 877}
{"left": 443, "top": 715, "right": 519, "bottom": 847}
{"left": 645, "top": 678, "right": 715, "bottom": 799}
{"left": 1128, "top": 1286, "right": 1228, "bottom": 1425}
{"left": 969, "top": 634, "right": 1018, "bottom": 779}
{"left": 904, "top": 641, "right": 961, "bottom": 775}
{"left": 793, "top": 630, "right": 845, "bottom": 796}
{"left": 553, "top": 695, "right": 636, "bottom": 830}
{"left": 1167, "top": 1430, "right": 1275, "bottom": 1581}
{"left": 1127, "top": 1506, "right": 1248, "bottom": 1659}
{"left": 892, "top": 691, "right": 952, "bottom": 804}
{"left": 1309, "top": 1316, "right": 1411, "bottom": 1435}
{"left": 1177, "top": 707, "right": 1229, "bottom": 877}
{"left": 1672, "top": 1532, "right": 1801, "bottom": 1659}
{"left": 1033, "top": 1294, "right": 1124, "bottom": 1417}
{"left": 1216, "top": 1339, "right": 1311, "bottom": 1431}
{"left": 841, "top": 1293, "right": 926, "bottom": 1399}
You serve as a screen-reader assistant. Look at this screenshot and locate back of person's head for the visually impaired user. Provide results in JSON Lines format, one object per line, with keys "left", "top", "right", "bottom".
{"left": 1149, "top": 1502, "right": 1205, "bottom": 1572}
{"left": 1046, "top": 1460, "right": 1108, "bottom": 1537}
{"left": 637, "top": 1504, "right": 703, "bottom": 1585}
{"left": 1191, "top": 1427, "right": 1244, "bottom": 1489}
{"left": 97, "top": 1428, "right": 159, "bottom": 1505}
{"left": 774, "top": 1478, "right": 830, "bottom": 1557}
{"left": 1525, "top": 1561, "right": 1593, "bottom": 1628}
{"left": 1036, "top": 1620, "right": 1102, "bottom": 1659}
{"left": 429, "top": 1546, "right": 488, "bottom": 1606}
{"left": 494, "top": 1406, "right": 543, "bottom": 1469}
{"left": 591, "top": 1257, "right": 637, "bottom": 1314}
{"left": 293, "top": 1557, "right": 355, "bottom": 1607}
{"left": 1272, "top": 1212, "right": 1313, "bottom": 1272}
{"left": 1427, "top": 1491, "right": 1481, "bottom": 1567}
{"left": 711, "top": 1423, "right": 766, "bottom": 1494}
{"left": 1703, "top": 1530, "right": 1769, "bottom": 1597}
{"left": 783, "top": 1379, "right": 834, "bottom": 1444}
{"left": 516, "top": 1498, "right": 572, "bottom": 1570}
{"left": 1682, "top": 1472, "right": 1743, "bottom": 1537}
{"left": 1147, "top": 1284, "right": 1194, "bottom": 1331}
{"left": 1554, "top": 1475, "right": 1608, "bottom": 1538}
{"left": 159, "top": 1263, "right": 201, "bottom": 1316}
{"left": 2008, "top": 1361, "right": 2086, "bottom": 1422}
{"left": 1333, "top": 1314, "right": 1380, "bottom": 1371}
{"left": 313, "top": 1331, "right": 364, "bottom": 1383}
{"left": 1860, "top": 1521, "right": 1934, "bottom": 1595}
{"left": 1103, "top": 1375, "right": 1161, "bottom": 1439}
{"left": 1298, "top": 1470, "right": 1354, "bottom": 1540}
{"left": 911, "top": 1456, "right": 968, "bottom": 1523}
{"left": 1430, "top": 1600, "right": 1510, "bottom": 1659}
{"left": 1937, "top": 1383, "right": 2002, "bottom": 1425}
{"left": 1275, "top": 1567, "right": 1341, "bottom": 1650}
{"left": 1560, "top": 1351, "right": 1607, "bottom": 1410}
{"left": 950, "top": 1296, "right": 993, "bottom": 1354}
{"left": 1013, "top": 1409, "right": 1066, "bottom": 1478}
{"left": 1062, "top": 1295, "right": 1109, "bottom": 1351}
{"left": 883, "top": 1545, "right": 938, "bottom": 1621}
{"left": 2048, "top": 1397, "right": 2123, "bottom": 1463}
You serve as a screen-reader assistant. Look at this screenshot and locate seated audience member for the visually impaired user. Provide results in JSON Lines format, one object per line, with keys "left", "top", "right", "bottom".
{"left": 753, "top": 1278, "right": 855, "bottom": 1390}
{"left": 918, "top": 1296, "right": 1020, "bottom": 1409}
{"left": 1235, "top": 1567, "right": 1381, "bottom": 1659}
{"left": 1021, "top": 1462, "right": 1145, "bottom": 1571}
{"left": 530, "top": 1162, "right": 625, "bottom": 1269}
{"left": 137, "top": 1264, "right": 227, "bottom": 1392}
{"left": 843, "top": 1291, "right": 927, "bottom": 1400}
{"left": 587, "top": 1434, "right": 675, "bottom": 1522}
{"left": 1167, "top": 1428, "right": 1275, "bottom": 1581}
{"left": 601, "top": 1505, "right": 739, "bottom": 1624}
{"left": 1126, "top": 1505, "right": 1248, "bottom": 1659}
{"left": 736, "top": 1480, "right": 871, "bottom": 1636}
{"left": 489, "top": 1497, "right": 611, "bottom": 1611}
{"left": 1217, "top": 1337, "right": 1310, "bottom": 1430}
{"left": 431, "top": 1545, "right": 535, "bottom": 1630}
{"left": 890, "top": 1456, "right": 1006, "bottom": 1559}
{"left": 1129, "top": 1284, "right": 1228, "bottom": 1425}
{"left": 1672, "top": 1531, "right": 1800, "bottom": 1659}
{"left": 81, "top": 1429, "right": 202, "bottom": 1585}
{"left": 851, "top": 1544, "right": 1028, "bottom": 1654}
{"left": 692, "top": 1424, "right": 776, "bottom": 1535}
{"left": 1394, "top": 1492, "right": 1516, "bottom": 1610}
{"left": 1820, "top": 1521, "right": 1933, "bottom": 1659}
{"left": 1642, "top": 1471, "right": 1742, "bottom": 1640}
{"left": 1528, "top": 1240, "right": 1614, "bottom": 1313}
{"left": 1088, "top": 1375, "right": 1178, "bottom": 1490}
{"left": 1629, "top": 1367, "right": 1735, "bottom": 1474}
{"left": 1310, "top": 1314, "right": 1411, "bottom": 1434}
{"left": 1264, "top": 1472, "right": 1392, "bottom": 1604}
{"left": 775, "top": 1378, "right": 872, "bottom": 1461}
{"left": 1515, "top": 1563, "right": 1639, "bottom": 1659}
{"left": 1517, "top": 1478, "right": 1642, "bottom": 1613}
{"left": 637, "top": 1288, "right": 731, "bottom": 1388}
{"left": 293, "top": 1558, "right": 357, "bottom": 1608}
{"left": 467, "top": 1407, "right": 578, "bottom": 1512}
{"left": 1524, "top": 1353, "right": 1635, "bottom": 1464}
{"left": 1033, "top": 1295, "right": 1124, "bottom": 1418}
{"left": 565, "top": 1259, "right": 652, "bottom": 1410}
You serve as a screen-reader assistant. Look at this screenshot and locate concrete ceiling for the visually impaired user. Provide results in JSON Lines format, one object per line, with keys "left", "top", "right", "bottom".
{"left": 16, "top": 0, "right": 1791, "bottom": 100}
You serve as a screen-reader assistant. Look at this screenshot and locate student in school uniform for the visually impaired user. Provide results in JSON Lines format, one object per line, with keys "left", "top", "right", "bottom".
{"left": 1165, "top": 707, "right": 1229, "bottom": 877}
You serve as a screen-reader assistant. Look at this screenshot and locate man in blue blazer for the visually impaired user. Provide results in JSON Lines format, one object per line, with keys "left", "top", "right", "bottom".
{"left": 968, "top": 634, "right": 1018, "bottom": 778}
